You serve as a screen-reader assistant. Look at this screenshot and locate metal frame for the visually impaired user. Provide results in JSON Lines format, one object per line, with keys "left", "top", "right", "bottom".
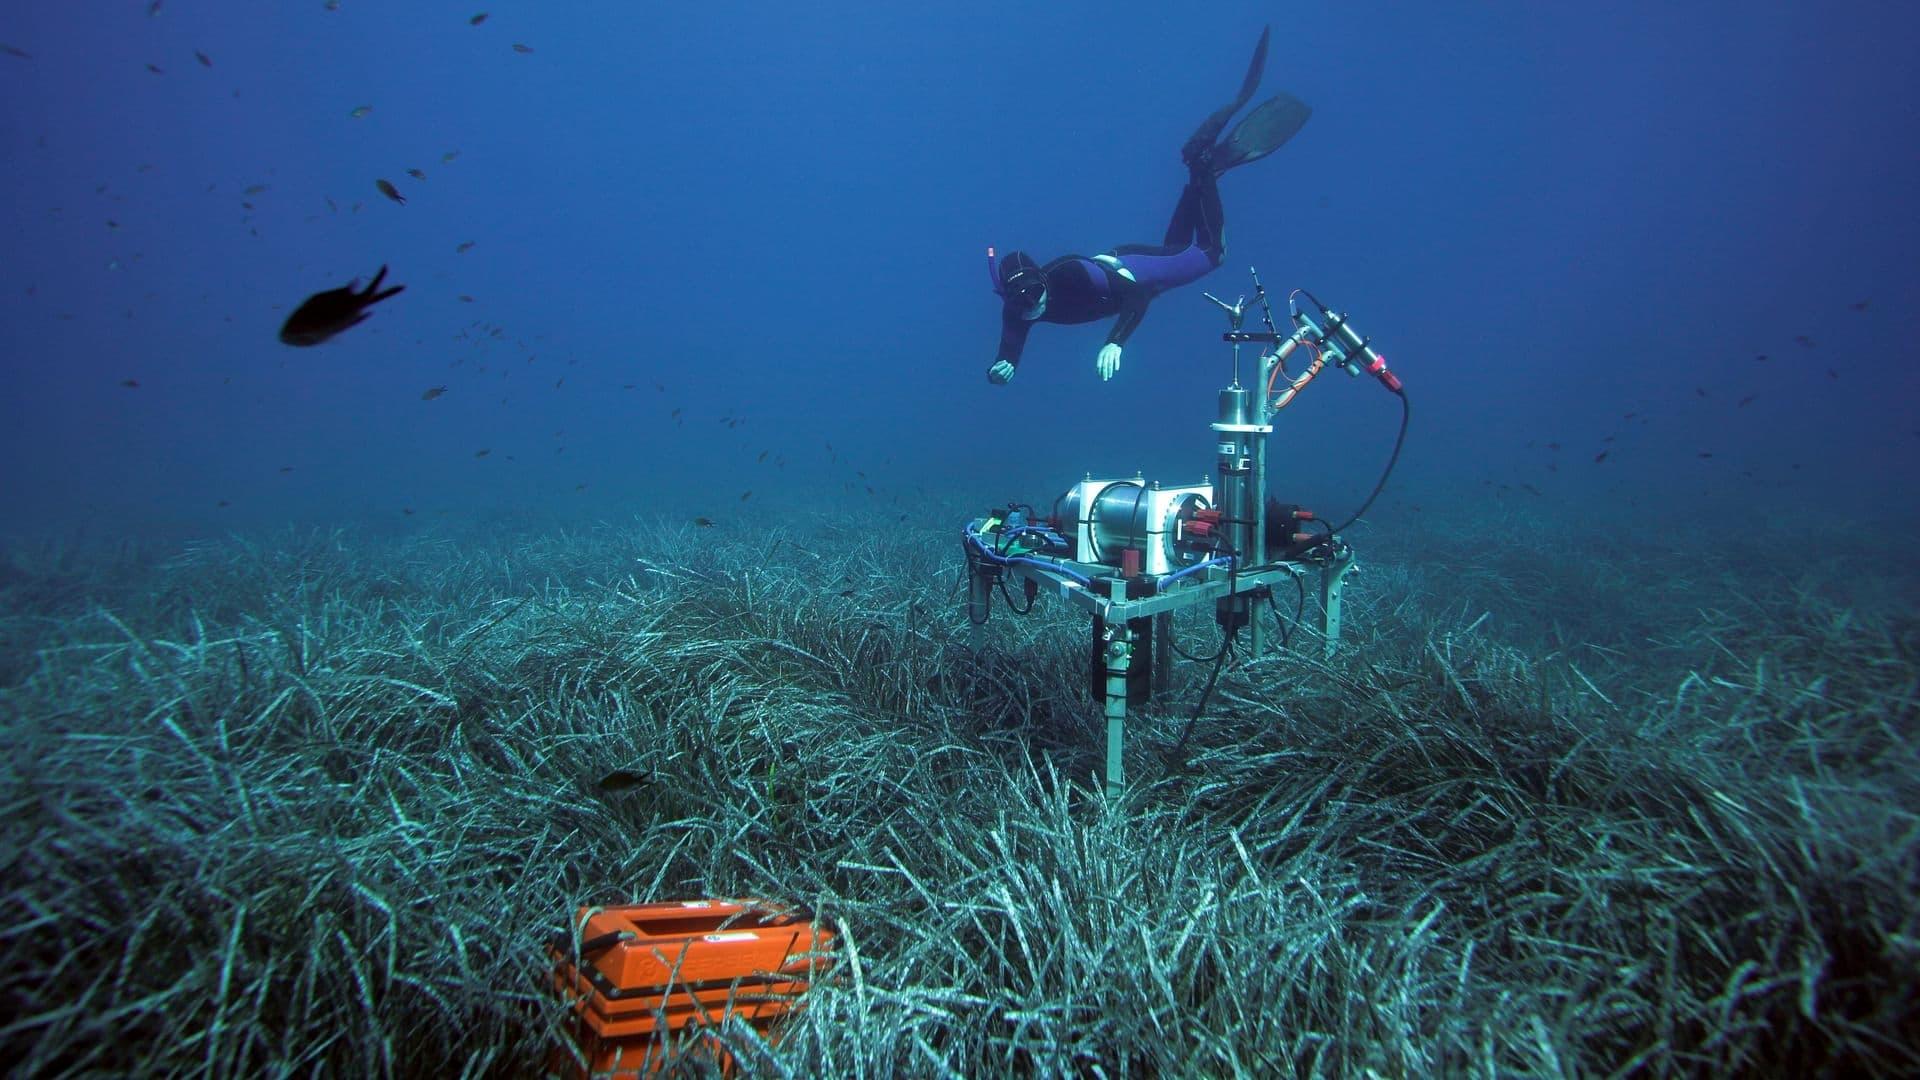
{"left": 965, "top": 548, "right": 1355, "bottom": 800}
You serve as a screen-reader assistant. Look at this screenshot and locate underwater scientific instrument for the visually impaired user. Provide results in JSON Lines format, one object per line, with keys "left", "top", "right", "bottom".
{"left": 547, "top": 899, "right": 834, "bottom": 1077}
{"left": 961, "top": 269, "right": 1410, "bottom": 799}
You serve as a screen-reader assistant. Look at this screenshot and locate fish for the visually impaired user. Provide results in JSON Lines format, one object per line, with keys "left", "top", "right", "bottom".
{"left": 402, "top": 507, "right": 415, "bottom": 515}
{"left": 244, "top": 184, "right": 268, "bottom": 195}
{"left": 120, "top": 379, "right": 140, "bottom": 389}
{"left": 1622, "top": 412, "right": 1636, "bottom": 420}
{"left": 422, "top": 386, "right": 447, "bottom": 400}
{"left": 599, "top": 764, "right": 652, "bottom": 791}
{"left": 757, "top": 450, "right": 769, "bottom": 462}
{"left": 279, "top": 465, "right": 294, "bottom": 473}
{"left": 1754, "top": 354, "right": 1768, "bottom": 362}
{"left": 553, "top": 377, "right": 563, "bottom": 389}
{"left": 195, "top": 50, "right": 212, "bottom": 67}
{"left": 512, "top": 43, "right": 533, "bottom": 53}
{"left": 692, "top": 516, "right": 715, "bottom": 528}
{"left": 474, "top": 448, "right": 491, "bottom": 458}
{"left": 1, "top": 44, "right": 31, "bottom": 60}
{"left": 1827, "top": 368, "right": 1839, "bottom": 379}
{"left": 146, "top": 63, "right": 164, "bottom": 74}
{"left": 574, "top": 483, "right": 587, "bottom": 492}
{"left": 670, "top": 408, "right": 682, "bottom": 418}
{"left": 1737, "top": 395, "right": 1756, "bottom": 408}
{"left": 1697, "top": 452, "right": 1713, "bottom": 459}
{"left": 1794, "top": 335, "right": 1815, "bottom": 348}
{"left": 325, "top": 1, "right": 340, "bottom": 10}
{"left": 149, "top": 0, "right": 163, "bottom": 12}
{"left": 456, "top": 241, "right": 475, "bottom": 253}
{"left": 349, "top": 105, "right": 373, "bottom": 119}
{"left": 740, "top": 490, "right": 752, "bottom": 501}
{"left": 325, "top": 197, "right": 337, "bottom": 213}
{"left": 441, "top": 150, "right": 460, "bottom": 163}
{"left": 217, "top": 500, "right": 230, "bottom": 507}
{"left": 622, "top": 383, "right": 636, "bottom": 390}
{"left": 1694, "top": 387, "right": 1707, "bottom": 398}
{"left": 406, "top": 168, "right": 426, "bottom": 180}
{"left": 457, "top": 294, "right": 475, "bottom": 302}
{"left": 470, "top": 12, "right": 489, "bottom": 25}
{"left": 375, "top": 178, "right": 405, "bottom": 204}
{"left": 1593, "top": 450, "right": 1609, "bottom": 464}
{"left": 1850, "top": 299, "right": 1869, "bottom": 312}
{"left": 279, "top": 265, "right": 406, "bottom": 346}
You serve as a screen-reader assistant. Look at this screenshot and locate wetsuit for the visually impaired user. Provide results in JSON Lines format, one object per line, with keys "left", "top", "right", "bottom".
{"left": 994, "top": 168, "right": 1226, "bottom": 373}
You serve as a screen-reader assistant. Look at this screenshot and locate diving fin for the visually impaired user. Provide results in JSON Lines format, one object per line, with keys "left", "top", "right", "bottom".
{"left": 1210, "top": 92, "right": 1311, "bottom": 175}
{"left": 1181, "top": 25, "right": 1271, "bottom": 168}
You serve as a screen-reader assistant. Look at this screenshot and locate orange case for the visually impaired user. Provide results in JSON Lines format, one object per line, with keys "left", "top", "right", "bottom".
{"left": 547, "top": 899, "right": 834, "bottom": 1078}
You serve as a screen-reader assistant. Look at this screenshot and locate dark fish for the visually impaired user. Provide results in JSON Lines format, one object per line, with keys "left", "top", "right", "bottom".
{"left": 692, "top": 516, "right": 715, "bottom": 528}
{"left": 195, "top": 50, "right": 212, "bottom": 67}
{"left": 1850, "top": 299, "right": 1869, "bottom": 312}
{"left": 1593, "top": 450, "right": 1609, "bottom": 464}
{"left": 149, "top": 0, "right": 163, "bottom": 14}
{"left": 217, "top": 499, "right": 230, "bottom": 507}
{"left": 279, "top": 465, "right": 294, "bottom": 473}
{"left": 670, "top": 407, "right": 682, "bottom": 418}
{"left": 457, "top": 294, "right": 475, "bottom": 302}
{"left": 838, "top": 589, "right": 856, "bottom": 598}
{"left": 574, "top": 483, "right": 587, "bottom": 492}
{"left": 1601, "top": 435, "right": 1615, "bottom": 444}
{"left": 279, "top": 265, "right": 405, "bottom": 346}
{"left": 441, "top": 150, "right": 460, "bottom": 163}
{"left": 1622, "top": 412, "right": 1636, "bottom": 420}
{"left": 325, "top": 0, "right": 340, "bottom": 10}
{"left": 1545, "top": 441, "right": 1559, "bottom": 451}
{"left": 757, "top": 450, "right": 769, "bottom": 462}
{"left": 146, "top": 63, "right": 164, "bottom": 74}
{"left": 474, "top": 448, "right": 490, "bottom": 458}
{"left": 422, "top": 385, "right": 447, "bottom": 400}
{"left": 1827, "top": 368, "right": 1839, "bottom": 379}
{"left": 470, "top": 12, "right": 488, "bottom": 25}
{"left": 1754, "top": 354, "right": 1767, "bottom": 362}
{"left": 350, "top": 105, "right": 372, "bottom": 118}
{"left": 402, "top": 507, "right": 415, "bottom": 515}
{"left": 1, "top": 44, "right": 30, "bottom": 60}
{"left": 740, "top": 490, "right": 752, "bottom": 501}
{"left": 325, "top": 197, "right": 337, "bottom": 213}
{"left": 244, "top": 184, "right": 268, "bottom": 195}
{"left": 622, "top": 383, "right": 636, "bottom": 390}
{"left": 120, "top": 378, "right": 140, "bottom": 388}
{"left": 512, "top": 42, "right": 533, "bottom": 53}
{"left": 406, "top": 168, "right": 426, "bottom": 180}
{"left": 375, "top": 178, "right": 405, "bottom": 204}
{"left": 1737, "top": 395, "right": 1755, "bottom": 408}
{"left": 456, "top": 241, "right": 475, "bottom": 253}
{"left": 1697, "top": 452, "right": 1713, "bottom": 459}
{"left": 1694, "top": 387, "right": 1707, "bottom": 398}
{"left": 595, "top": 764, "right": 648, "bottom": 791}
{"left": 553, "top": 377, "right": 563, "bottom": 388}
{"left": 1794, "top": 335, "right": 1815, "bottom": 348}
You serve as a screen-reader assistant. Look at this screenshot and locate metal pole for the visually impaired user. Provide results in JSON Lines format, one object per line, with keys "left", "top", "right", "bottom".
{"left": 1102, "top": 625, "right": 1133, "bottom": 800}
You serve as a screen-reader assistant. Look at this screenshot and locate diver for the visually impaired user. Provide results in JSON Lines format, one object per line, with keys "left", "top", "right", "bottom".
{"left": 987, "top": 27, "right": 1309, "bottom": 385}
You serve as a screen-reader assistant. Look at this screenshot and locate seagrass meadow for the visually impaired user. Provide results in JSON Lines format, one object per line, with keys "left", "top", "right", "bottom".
{"left": 0, "top": 506, "right": 1914, "bottom": 1077}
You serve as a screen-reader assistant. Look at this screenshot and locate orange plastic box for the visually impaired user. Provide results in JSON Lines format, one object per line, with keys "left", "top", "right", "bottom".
{"left": 547, "top": 899, "right": 834, "bottom": 1077}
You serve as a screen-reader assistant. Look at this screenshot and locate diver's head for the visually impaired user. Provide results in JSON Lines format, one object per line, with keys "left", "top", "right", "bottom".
{"left": 996, "top": 250, "right": 1048, "bottom": 321}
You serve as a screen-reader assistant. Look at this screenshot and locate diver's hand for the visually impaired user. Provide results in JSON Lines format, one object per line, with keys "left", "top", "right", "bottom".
{"left": 988, "top": 360, "right": 1016, "bottom": 385}
{"left": 1097, "top": 343, "right": 1123, "bottom": 381}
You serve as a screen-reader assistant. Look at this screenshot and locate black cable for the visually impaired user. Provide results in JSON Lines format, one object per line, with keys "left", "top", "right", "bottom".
{"left": 1264, "top": 572, "right": 1306, "bottom": 651}
{"left": 1167, "top": 625, "right": 1235, "bottom": 762}
{"left": 1326, "top": 387, "right": 1409, "bottom": 534}
{"left": 996, "top": 575, "right": 1035, "bottom": 614}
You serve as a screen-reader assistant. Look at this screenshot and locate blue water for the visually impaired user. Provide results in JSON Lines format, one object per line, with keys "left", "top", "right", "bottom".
{"left": 1, "top": 2, "right": 1915, "bottom": 538}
